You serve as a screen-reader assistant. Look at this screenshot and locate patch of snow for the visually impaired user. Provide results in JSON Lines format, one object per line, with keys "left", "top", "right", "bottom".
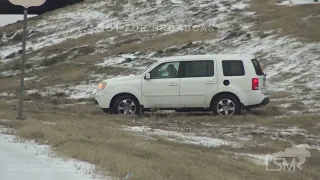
{"left": 26, "top": 83, "right": 97, "bottom": 99}
{"left": 1, "top": 66, "right": 46, "bottom": 77}
{"left": 42, "top": 122, "right": 57, "bottom": 126}
{"left": 1, "top": 70, "right": 20, "bottom": 77}
{"left": 294, "top": 144, "right": 320, "bottom": 151}
{"left": 0, "top": 119, "right": 11, "bottom": 122}
{"left": 16, "top": 76, "right": 38, "bottom": 81}
{"left": 122, "top": 125, "right": 238, "bottom": 148}
{"left": 253, "top": 126, "right": 308, "bottom": 137}
{"left": 171, "top": 0, "right": 184, "bottom": 4}
{"left": 0, "top": 92, "right": 14, "bottom": 97}
{"left": 279, "top": 103, "right": 291, "bottom": 108}
{"left": 231, "top": 1, "right": 248, "bottom": 10}
{"left": 235, "top": 153, "right": 273, "bottom": 166}
{"left": 200, "top": 123, "right": 215, "bottom": 127}
{"left": 65, "top": 84, "right": 98, "bottom": 99}
{"left": 0, "top": 0, "right": 249, "bottom": 59}
{"left": 96, "top": 53, "right": 157, "bottom": 70}
{"left": 96, "top": 57, "right": 127, "bottom": 67}
{"left": 63, "top": 102, "right": 91, "bottom": 106}
{"left": 236, "top": 143, "right": 319, "bottom": 167}
{"left": 0, "top": 2, "right": 119, "bottom": 59}
{"left": 278, "top": 0, "right": 320, "bottom": 6}
{"left": 26, "top": 89, "right": 39, "bottom": 94}
{"left": 0, "top": 126, "right": 14, "bottom": 134}
{"left": 0, "top": 133, "right": 112, "bottom": 180}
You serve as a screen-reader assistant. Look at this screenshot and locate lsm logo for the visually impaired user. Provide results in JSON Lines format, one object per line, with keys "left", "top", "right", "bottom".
{"left": 265, "top": 146, "right": 311, "bottom": 172}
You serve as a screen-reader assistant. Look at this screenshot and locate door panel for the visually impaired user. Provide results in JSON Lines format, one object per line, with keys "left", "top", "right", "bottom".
{"left": 179, "top": 60, "right": 217, "bottom": 108}
{"left": 180, "top": 77, "right": 217, "bottom": 107}
{"left": 142, "top": 61, "right": 181, "bottom": 108}
{"left": 142, "top": 78, "right": 180, "bottom": 108}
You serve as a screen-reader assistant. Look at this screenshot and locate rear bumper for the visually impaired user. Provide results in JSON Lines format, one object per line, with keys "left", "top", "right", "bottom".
{"left": 244, "top": 97, "right": 269, "bottom": 109}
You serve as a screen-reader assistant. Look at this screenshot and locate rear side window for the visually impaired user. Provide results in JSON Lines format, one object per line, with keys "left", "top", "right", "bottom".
{"left": 222, "top": 60, "right": 245, "bottom": 76}
{"left": 183, "top": 60, "right": 214, "bottom": 78}
{"left": 251, "top": 59, "right": 264, "bottom": 75}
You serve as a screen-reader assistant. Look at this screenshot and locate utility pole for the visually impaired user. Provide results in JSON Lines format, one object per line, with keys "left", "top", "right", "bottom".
{"left": 16, "top": 8, "right": 28, "bottom": 120}
{"left": 8, "top": 0, "right": 47, "bottom": 120}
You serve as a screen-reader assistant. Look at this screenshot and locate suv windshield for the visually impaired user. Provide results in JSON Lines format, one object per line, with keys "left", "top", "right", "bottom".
{"left": 251, "top": 59, "right": 264, "bottom": 75}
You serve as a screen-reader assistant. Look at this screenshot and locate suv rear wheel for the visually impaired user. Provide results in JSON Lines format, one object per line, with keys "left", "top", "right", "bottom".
{"left": 111, "top": 95, "right": 141, "bottom": 115}
{"left": 212, "top": 94, "right": 240, "bottom": 116}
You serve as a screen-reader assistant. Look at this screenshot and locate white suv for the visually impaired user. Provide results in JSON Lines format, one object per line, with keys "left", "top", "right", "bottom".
{"left": 94, "top": 54, "right": 269, "bottom": 116}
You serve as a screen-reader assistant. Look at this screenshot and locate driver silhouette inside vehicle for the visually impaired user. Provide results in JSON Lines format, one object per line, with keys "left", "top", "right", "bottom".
{"left": 166, "top": 64, "right": 177, "bottom": 78}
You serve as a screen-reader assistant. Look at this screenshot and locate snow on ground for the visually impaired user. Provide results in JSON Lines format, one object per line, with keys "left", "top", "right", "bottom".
{"left": 0, "top": 132, "right": 112, "bottom": 180}
{"left": 122, "top": 124, "right": 319, "bottom": 167}
{"left": 0, "top": 92, "right": 14, "bottom": 97}
{"left": 278, "top": 0, "right": 320, "bottom": 5}
{"left": 1, "top": 66, "right": 46, "bottom": 77}
{"left": 26, "top": 83, "right": 98, "bottom": 99}
{"left": 0, "top": 0, "right": 248, "bottom": 60}
{"left": 0, "top": 2, "right": 116, "bottom": 60}
{"left": 122, "top": 125, "right": 239, "bottom": 147}
{"left": 235, "top": 153, "right": 273, "bottom": 166}
{"left": 173, "top": 123, "right": 320, "bottom": 150}
{"left": 96, "top": 52, "right": 158, "bottom": 70}
{"left": 236, "top": 143, "right": 320, "bottom": 166}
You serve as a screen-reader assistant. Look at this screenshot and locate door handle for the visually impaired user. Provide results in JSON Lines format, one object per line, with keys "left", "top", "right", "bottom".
{"left": 205, "top": 81, "right": 215, "bottom": 84}
{"left": 168, "top": 83, "right": 177, "bottom": 86}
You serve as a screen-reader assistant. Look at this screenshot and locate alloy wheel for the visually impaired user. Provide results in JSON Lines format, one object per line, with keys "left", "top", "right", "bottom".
{"left": 117, "top": 99, "right": 136, "bottom": 115}
{"left": 216, "top": 98, "right": 236, "bottom": 116}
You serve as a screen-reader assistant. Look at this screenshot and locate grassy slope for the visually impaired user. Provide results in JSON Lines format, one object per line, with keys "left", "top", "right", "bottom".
{"left": 1, "top": 99, "right": 320, "bottom": 180}
{"left": 248, "top": 0, "right": 320, "bottom": 42}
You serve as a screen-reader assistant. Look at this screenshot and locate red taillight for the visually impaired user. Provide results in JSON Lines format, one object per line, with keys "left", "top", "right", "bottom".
{"left": 252, "top": 78, "right": 259, "bottom": 90}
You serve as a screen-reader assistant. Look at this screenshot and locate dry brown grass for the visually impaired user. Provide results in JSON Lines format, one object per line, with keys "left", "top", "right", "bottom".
{"left": 0, "top": 63, "right": 136, "bottom": 97}
{"left": 39, "top": 31, "right": 119, "bottom": 57}
{"left": 248, "top": 0, "right": 320, "bottom": 42}
{"left": 1, "top": 99, "right": 320, "bottom": 180}
{"left": 108, "top": 30, "right": 217, "bottom": 54}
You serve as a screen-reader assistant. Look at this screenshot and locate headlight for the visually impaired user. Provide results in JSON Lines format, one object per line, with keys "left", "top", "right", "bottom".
{"left": 97, "top": 81, "right": 107, "bottom": 91}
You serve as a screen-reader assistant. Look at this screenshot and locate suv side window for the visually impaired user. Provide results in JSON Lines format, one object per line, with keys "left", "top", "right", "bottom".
{"left": 149, "top": 62, "right": 180, "bottom": 79}
{"left": 222, "top": 60, "right": 245, "bottom": 76}
{"left": 182, "top": 60, "right": 214, "bottom": 78}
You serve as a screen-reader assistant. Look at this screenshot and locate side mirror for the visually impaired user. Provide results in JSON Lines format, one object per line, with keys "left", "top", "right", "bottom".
{"left": 145, "top": 73, "right": 151, "bottom": 80}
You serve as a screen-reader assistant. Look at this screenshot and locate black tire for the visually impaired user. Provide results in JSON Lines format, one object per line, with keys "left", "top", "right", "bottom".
{"left": 101, "top": 108, "right": 110, "bottom": 114}
{"left": 111, "top": 95, "right": 141, "bottom": 115}
{"left": 212, "top": 94, "right": 241, "bottom": 116}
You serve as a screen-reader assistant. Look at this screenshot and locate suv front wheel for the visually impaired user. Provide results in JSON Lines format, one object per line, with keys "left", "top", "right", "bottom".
{"left": 111, "top": 95, "right": 141, "bottom": 115}
{"left": 212, "top": 94, "right": 240, "bottom": 116}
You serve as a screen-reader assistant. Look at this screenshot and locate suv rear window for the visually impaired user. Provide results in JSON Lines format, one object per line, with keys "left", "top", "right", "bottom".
{"left": 251, "top": 59, "right": 264, "bottom": 75}
{"left": 222, "top": 60, "right": 245, "bottom": 76}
